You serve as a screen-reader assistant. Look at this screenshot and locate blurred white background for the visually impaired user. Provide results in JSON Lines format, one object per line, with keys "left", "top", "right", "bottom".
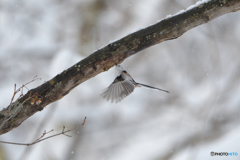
{"left": 0, "top": 0, "right": 240, "bottom": 160}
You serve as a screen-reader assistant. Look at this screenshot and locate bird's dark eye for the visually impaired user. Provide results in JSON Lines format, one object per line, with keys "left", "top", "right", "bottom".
{"left": 123, "top": 71, "right": 127, "bottom": 73}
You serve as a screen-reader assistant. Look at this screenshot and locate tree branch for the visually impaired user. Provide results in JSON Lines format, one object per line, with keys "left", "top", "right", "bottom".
{"left": 0, "top": 0, "right": 239, "bottom": 135}
{"left": 0, "top": 117, "right": 86, "bottom": 146}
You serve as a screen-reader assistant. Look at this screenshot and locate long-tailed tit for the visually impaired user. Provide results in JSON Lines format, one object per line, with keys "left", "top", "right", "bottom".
{"left": 102, "top": 64, "right": 169, "bottom": 103}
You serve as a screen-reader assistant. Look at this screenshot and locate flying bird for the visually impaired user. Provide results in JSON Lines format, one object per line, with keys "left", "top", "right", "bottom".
{"left": 102, "top": 64, "right": 169, "bottom": 103}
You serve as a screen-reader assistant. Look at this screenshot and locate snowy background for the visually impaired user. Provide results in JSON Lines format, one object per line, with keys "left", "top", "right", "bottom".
{"left": 0, "top": 0, "right": 240, "bottom": 160}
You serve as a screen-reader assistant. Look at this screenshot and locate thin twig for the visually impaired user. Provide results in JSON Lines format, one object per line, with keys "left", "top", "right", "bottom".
{"left": 0, "top": 76, "right": 41, "bottom": 130}
{"left": 0, "top": 117, "right": 87, "bottom": 146}
{"left": 8, "top": 75, "right": 41, "bottom": 112}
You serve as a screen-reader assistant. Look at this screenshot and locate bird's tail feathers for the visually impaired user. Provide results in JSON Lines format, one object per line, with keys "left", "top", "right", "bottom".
{"left": 136, "top": 83, "right": 169, "bottom": 93}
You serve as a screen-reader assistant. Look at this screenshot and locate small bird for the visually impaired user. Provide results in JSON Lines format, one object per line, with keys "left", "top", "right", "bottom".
{"left": 102, "top": 64, "right": 169, "bottom": 103}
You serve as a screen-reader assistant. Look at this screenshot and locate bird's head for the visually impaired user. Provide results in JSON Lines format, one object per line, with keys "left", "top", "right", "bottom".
{"left": 115, "top": 64, "right": 125, "bottom": 76}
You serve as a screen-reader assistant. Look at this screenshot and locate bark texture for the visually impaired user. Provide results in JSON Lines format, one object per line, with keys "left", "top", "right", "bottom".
{"left": 0, "top": 0, "right": 240, "bottom": 135}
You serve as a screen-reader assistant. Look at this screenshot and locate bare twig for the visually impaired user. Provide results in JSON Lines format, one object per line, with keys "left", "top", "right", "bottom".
{"left": 0, "top": 76, "right": 41, "bottom": 130}
{"left": 8, "top": 75, "right": 41, "bottom": 113}
{"left": 0, "top": 117, "right": 87, "bottom": 146}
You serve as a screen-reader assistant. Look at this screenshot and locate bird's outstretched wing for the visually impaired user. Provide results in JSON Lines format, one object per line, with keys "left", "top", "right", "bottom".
{"left": 102, "top": 76, "right": 135, "bottom": 103}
